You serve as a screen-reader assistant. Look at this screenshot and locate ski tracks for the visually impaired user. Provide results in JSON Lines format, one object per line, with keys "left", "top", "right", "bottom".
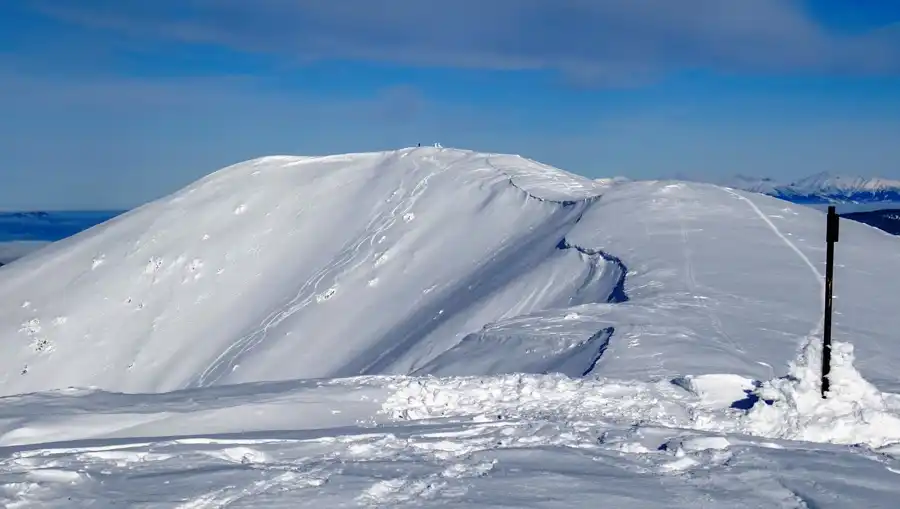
{"left": 722, "top": 189, "right": 823, "bottom": 284}
{"left": 677, "top": 212, "right": 746, "bottom": 355}
{"left": 192, "top": 151, "right": 462, "bottom": 388}
{"left": 722, "top": 188, "right": 826, "bottom": 347}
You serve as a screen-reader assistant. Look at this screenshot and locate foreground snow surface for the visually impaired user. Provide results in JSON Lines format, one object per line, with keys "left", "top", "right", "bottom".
{"left": 1, "top": 147, "right": 900, "bottom": 506}
{"left": 3, "top": 342, "right": 900, "bottom": 508}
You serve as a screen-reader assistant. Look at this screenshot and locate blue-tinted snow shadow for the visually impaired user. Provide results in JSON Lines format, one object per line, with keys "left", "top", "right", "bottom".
{"left": 729, "top": 381, "right": 774, "bottom": 410}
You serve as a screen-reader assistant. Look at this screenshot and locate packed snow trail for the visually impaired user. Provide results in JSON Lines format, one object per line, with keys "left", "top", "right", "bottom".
{"left": 722, "top": 186, "right": 829, "bottom": 395}
{"left": 723, "top": 188, "right": 824, "bottom": 282}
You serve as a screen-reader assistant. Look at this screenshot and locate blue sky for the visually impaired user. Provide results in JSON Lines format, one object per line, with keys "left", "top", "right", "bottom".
{"left": 1, "top": 1, "right": 899, "bottom": 210}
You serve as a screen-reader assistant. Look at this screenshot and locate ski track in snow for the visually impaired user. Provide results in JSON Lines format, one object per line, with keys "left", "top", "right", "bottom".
{"left": 677, "top": 210, "right": 746, "bottom": 356}
{"left": 193, "top": 151, "right": 465, "bottom": 387}
{"left": 723, "top": 188, "right": 823, "bottom": 283}
{"left": 722, "top": 187, "right": 827, "bottom": 367}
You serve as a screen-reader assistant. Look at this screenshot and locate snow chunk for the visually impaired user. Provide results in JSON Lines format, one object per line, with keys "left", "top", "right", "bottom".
{"left": 739, "top": 339, "right": 900, "bottom": 448}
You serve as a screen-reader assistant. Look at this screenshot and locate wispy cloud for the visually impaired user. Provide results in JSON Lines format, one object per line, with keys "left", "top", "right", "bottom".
{"left": 26, "top": 0, "right": 900, "bottom": 84}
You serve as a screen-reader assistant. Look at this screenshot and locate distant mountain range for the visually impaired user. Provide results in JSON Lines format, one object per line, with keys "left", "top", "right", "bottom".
{"left": 711, "top": 172, "right": 900, "bottom": 236}
{"left": 721, "top": 172, "right": 900, "bottom": 206}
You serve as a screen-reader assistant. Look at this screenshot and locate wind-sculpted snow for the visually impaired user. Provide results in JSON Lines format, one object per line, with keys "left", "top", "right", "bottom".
{"left": 1, "top": 147, "right": 900, "bottom": 505}
{"left": 1, "top": 148, "right": 899, "bottom": 398}
{"left": 386, "top": 339, "right": 900, "bottom": 449}
{"left": 2, "top": 339, "right": 900, "bottom": 507}
{"left": 0, "top": 147, "right": 623, "bottom": 395}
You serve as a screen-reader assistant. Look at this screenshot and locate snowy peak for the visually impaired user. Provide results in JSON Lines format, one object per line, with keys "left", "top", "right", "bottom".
{"left": 724, "top": 171, "right": 900, "bottom": 204}
{"left": 787, "top": 172, "right": 900, "bottom": 195}
{"left": 3, "top": 147, "right": 900, "bottom": 506}
{"left": 0, "top": 146, "right": 618, "bottom": 395}
{"left": 726, "top": 174, "right": 781, "bottom": 194}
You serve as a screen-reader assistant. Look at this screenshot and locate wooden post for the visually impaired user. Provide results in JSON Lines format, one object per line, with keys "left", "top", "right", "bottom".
{"left": 822, "top": 205, "right": 839, "bottom": 398}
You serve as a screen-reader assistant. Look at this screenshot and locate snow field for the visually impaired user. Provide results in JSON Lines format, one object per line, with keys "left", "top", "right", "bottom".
{"left": 0, "top": 147, "right": 899, "bottom": 506}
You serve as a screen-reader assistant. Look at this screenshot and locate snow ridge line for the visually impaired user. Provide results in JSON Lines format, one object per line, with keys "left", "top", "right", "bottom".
{"left": 555, "top": 238, "right": 629, "bottom": 304}
{"left": 484, "top": 154, "right": 604, "bottom": 207}
{"left": 341, "top": 155, "right": 628, "bottom": 377}
{"left": 486, "top": 154, "right": 630, "bottom": 376}
{"left": 580, "top": 326, "right": 615, "bottom": 376}
{"left": 195, "top": 149, "right": 627, "bottom": 385}
{"left": 484, "top": 153, "right": 629, "bottom": 304}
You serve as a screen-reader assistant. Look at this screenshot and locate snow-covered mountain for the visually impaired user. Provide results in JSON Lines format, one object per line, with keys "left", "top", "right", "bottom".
{"left": 1, "top": 147, "right": 900, "bottom": 507}
{"left": 724, "top": 172, "right": 900, "bottom": 205}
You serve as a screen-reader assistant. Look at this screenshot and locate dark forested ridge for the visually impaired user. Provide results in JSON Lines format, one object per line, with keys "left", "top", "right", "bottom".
{"left": 843, "top": 209, "right": 900, "bottom": 236}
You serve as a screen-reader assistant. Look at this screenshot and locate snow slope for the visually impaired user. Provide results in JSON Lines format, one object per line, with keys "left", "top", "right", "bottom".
{"left": 1, "top": 147, "right": 900, "bottom": 506}
{"left": 2, "top": 147, "right": 899, "bottom": 393}
{"left": 0, "top": 148, "right": 622, "bottom": 395}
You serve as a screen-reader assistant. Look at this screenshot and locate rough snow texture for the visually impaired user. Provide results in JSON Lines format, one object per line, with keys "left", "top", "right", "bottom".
{"left": 3, "top": 347, "right": 900, "bottom": 507}
{"left": 1, "top": 147, "right": 900, "bottom": 506}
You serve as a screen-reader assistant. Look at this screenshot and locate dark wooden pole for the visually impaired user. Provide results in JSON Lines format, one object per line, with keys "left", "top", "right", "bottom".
{"left": 822, "top": 205, "right": 839, "bottom": 398}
